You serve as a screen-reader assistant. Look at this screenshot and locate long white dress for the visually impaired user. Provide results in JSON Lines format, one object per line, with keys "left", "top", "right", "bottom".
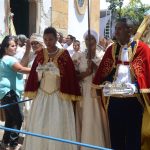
{"left": 23, "top": 61, "right": 77, "bottom": 150}
{"left": 75, "top": 50, "right": 110, "bottom": 149}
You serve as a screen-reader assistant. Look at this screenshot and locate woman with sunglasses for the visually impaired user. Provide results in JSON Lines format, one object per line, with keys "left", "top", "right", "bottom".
{"left": 22, "top": 33, "right": 45, "bottom": 128}
{"left": 29, "top": 33, "right": 45, "bottom": 67}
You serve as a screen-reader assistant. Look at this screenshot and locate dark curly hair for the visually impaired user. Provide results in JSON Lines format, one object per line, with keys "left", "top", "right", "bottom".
{"left": 116, "top": 17, "right": 134, "bottom": 29}
{"left": 0, "top": 35, "right": 16, "bottom": 59}
{"left": 43, "top": 27, "right": 57, "bottom": 39}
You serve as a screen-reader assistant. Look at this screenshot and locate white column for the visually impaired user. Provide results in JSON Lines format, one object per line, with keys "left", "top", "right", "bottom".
{"left": 0, "top": 0, "right": 5, "bottom": 36}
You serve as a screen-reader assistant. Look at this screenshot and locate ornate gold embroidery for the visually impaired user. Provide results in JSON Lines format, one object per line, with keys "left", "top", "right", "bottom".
{"left": 140, "top": 89, "right": 150, "bottom": 93}
{"left": 59, "top": 92, "right": 81, "bottom": 101}
{"left": 101, "top": 43, "right": 116, "bottom": 79}
{"left": 43, "top": 48, "right": 49, "bottom": 64}
{"left": 101, "top": 58, "right": 114, "bottom": 78}
{"left": 57, "top": 50, "right": 71, "bottom": 76}
{"left": 141, "top": 23, "right": 150, "bottom": 46}
{"left": 111, "top": 43, "right": 117, "bottom": 62}
{"left": 24, "top": 91, "right": 37, "bottom": 99}
{"left": 126, "top": 40, "right": 138, "bottom": 81}
{"left": 132, "top": 56, "right": 144, "bottom": 77}
{"left": 130, "top": 65, "right": 136, "bottom": 83}
{"left": 43, "top": 48, "right": 64, "bottom": 66}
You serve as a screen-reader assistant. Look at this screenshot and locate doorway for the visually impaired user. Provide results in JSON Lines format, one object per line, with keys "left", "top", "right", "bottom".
{"left": 10, "top": 0, "right": 29, "bottom": 37}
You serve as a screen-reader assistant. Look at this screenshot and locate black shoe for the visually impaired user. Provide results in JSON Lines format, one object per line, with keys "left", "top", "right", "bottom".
{"left": 0, "top": 141, "right": 9, "bottom": 149}
{"left": 9, "top": 144, "right": 22, "bottom": 150}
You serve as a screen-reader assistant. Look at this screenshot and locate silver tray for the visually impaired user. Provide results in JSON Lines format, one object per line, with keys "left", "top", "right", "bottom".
{"left": 100, "top": 82, "right": 135, "bottom": 96}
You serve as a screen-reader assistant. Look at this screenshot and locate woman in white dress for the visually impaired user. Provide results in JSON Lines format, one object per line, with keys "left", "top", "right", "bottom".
{"left": 74, "top": 30, "right": 110, "bottom": 150}
{"left": 23, "top": 27, "right": 81, "bottom": 150}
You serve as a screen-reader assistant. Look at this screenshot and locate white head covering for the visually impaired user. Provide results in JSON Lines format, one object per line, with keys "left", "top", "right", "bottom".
{"left": 83, "top": 29, "right": 99, "bottom": 43}
{"left": 30, "top": 33, "right": 45, "bottom": 46}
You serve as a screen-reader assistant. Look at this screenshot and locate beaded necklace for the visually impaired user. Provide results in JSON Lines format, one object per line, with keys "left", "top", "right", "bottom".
{"left": 48, "top": 48, "right": 59, "bottom": 62}
{"left": 48, "top": 48, "right": 59, "bottom": 56}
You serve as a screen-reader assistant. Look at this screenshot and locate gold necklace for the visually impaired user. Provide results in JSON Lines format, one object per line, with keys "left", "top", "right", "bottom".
{"left": 48, "top": 48, "right": 59, "bottom": 56}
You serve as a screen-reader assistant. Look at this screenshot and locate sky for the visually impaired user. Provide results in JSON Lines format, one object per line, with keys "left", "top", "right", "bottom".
{"left": 100, "top": 0, "right": 150, "bottom": 10}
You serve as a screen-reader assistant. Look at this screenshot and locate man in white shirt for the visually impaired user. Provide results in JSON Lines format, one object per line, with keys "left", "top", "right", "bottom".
{"left": 63, "top": 34, "right": 75, "bottom": 57}
{"left": 92, "top": 18, "right": 150, "bottom": 150}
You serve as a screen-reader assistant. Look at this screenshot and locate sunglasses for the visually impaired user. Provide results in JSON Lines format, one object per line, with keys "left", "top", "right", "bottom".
{"left": 31, "top": 42, "right": 40, "bottom": 46}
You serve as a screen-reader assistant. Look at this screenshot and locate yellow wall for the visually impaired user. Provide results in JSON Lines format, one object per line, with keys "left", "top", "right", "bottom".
{"left": 51, "top": 0, "right": 100, "bottom": 36}
{"left": 52, "top": 0, "right": 68, "bottom": 35}
{"left": 90, "top": 0, "right": 100, "bottom": 33}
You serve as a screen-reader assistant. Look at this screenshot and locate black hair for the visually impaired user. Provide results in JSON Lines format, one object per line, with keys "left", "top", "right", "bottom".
{"left": 0, "top": 35, "right": 16, "bottom": 59}
{"left": 43, "top": 27, "right": 57, "bottom": 38}
{"left": 74, "top": 40, "right": 80, "bottom": 45}
{"left": 116, "top": 17, "right": 134, "bottom": 29}
{"left": 67, "top": 34, "right": 74, "bottom": 41}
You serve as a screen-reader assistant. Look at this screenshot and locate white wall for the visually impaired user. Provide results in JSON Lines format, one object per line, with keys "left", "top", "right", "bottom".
{"left": 99, "top": 16, "right": 110, "bottom": 38}
{"left": 99, "top": 0, "right": 110, "bottom": 38}
{"left": 68, "top": 0, "right": 89, "bottom": 42}
{"left": 39, "top": 0, "right": 52, "bottom": 34}
{"left": 100, "top": 0, "right": 109, "bottom": 10}
{"left": 0, "top": 0, "right": 5, "bottom": 35}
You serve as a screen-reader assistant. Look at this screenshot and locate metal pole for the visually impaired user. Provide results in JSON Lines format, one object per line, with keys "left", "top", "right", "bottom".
{"left": 87, "top": 0, "right": 91, "bottom": 60}
{"left": 0, "top": 126, "right": 112, "bottom": 150}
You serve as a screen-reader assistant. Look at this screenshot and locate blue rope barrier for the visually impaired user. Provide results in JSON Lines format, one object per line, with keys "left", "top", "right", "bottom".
{"left": 0, "top": 126, "right": 112, "bottom": 150}
{"left": 0, "top": 99, "right": 32, "bottom": 109}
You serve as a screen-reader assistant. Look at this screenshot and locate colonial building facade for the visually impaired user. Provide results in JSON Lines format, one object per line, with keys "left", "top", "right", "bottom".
{"left": 0, "top": 0, "right": 100, "bottom": 42}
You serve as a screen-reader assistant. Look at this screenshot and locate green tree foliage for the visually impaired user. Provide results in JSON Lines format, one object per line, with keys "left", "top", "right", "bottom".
{"left": 121, "top": 0, "right": 150, "bottom": 26}
{"left": 107, "top": 0, "right": 150, "bottom": 25}
{"left": 107, "top": 0, "right": 124, "bottom": 18}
